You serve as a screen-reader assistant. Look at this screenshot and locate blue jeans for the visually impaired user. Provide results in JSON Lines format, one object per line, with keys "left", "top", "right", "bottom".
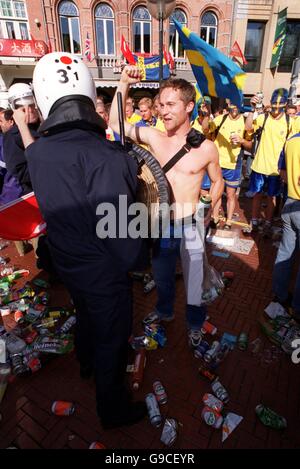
{"left": 272, "top": 197, "right": 300, "bottom": 314}
{"left": 152, "top": 223, "right": 207, "bottom": 330}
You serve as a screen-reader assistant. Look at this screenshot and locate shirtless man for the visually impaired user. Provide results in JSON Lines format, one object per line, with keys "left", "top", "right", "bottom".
{"left": 110, "top": 65, "right": 224, "bottom": 347}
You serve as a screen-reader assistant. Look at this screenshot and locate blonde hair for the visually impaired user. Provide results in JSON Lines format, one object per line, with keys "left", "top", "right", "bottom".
{"left": 138, "top": 97, "right": 153, "bottom": 109}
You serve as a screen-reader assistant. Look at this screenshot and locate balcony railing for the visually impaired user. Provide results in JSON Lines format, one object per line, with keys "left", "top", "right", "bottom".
{"left": 175, "top": 58, "right": 190, "bottom": 70}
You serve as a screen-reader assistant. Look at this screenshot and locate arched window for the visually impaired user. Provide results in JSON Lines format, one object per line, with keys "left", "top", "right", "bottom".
{"left": 58, "top": 1, "right": 81, "bottom": 54}
{"left": 169, "top": 9, "right": 187, "bottom": 58}
{"left": 132, "top": 6, "right": 151, "bottom": 53}
{"left": 200, "top": 11, "right": 218, "bottom": 47}
{"left": 95, "top": 3, "right": 115, "bottom": 55}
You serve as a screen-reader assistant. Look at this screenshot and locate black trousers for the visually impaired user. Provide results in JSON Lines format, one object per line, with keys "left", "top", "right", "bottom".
{"left": 71, "top": 288, "right": 133, "bottom": 417}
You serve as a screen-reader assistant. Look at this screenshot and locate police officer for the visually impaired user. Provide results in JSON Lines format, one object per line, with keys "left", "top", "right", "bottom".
{"left": 4, "top": 83, "right": 40, "bottom": 195}
{"left": 17, "top": 52, "right": 147, "bottom": 429}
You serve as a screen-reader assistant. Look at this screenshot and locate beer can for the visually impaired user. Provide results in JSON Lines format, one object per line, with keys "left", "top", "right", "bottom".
{"left": 160, "top": 418, "right": 178, "bottom": 446}
{"left": 204, "top": 341, "right": 221, "bottom": 363}
{"left": 27, "top": 357, "right": 41, "bottom": 373}
{"left": 153, "top": 380, "right": 167, "bottom": 405}
{"left": 145, "top": 393, "right": 162, "bottom": 427}
{"left": 202, "top": 393, "right": 224, "bottom": 413}
{"left": 201, "top": 406, "right": 223, "bottom": 429}
{"left": 14, "top": 310, "right": 24, "bottom": 323}
{"left": 89, "top": 441, "right": 106, "bottom": 449}
{"left": 198, "top": 365, "right": 218, "bottom": 382}
{"left": 211, "top": 379, "right": 229, "bottom": 403}
{"left": 194, "top": 341, "right": 210, "bottom": 359}
{"left": 51, "top": 400, "right": 75, "bottom": 416}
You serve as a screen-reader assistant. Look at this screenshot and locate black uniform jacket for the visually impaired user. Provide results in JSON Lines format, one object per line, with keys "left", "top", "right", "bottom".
{"left": 3, "top": 123, "right": 39, "bottom": 195}
{"left": 26, "top": 128, "right": 142, "bottom": 295}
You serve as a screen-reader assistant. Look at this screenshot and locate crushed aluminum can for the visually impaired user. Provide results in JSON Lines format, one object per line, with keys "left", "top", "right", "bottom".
{"left": 0, "top": 257, "right": 7, "bottom": 266}
{"left": 160, "top": 418, "right": 178, "bottom": 446}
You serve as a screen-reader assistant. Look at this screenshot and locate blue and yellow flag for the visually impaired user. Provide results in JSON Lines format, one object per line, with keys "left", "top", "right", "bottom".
{"left": 133, "top": 54, "right": 170, "bottom": 81}
{"left": 191, "top": 83, "right": 203, "bottom": 121}
{"left": 173, "top": 18, "right": 246, "bottom": 108}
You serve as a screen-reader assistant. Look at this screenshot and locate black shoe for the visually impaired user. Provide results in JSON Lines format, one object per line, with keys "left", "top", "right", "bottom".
{"left": 80, "top": 364, "right": 94, "bottom": 379}
{"left": 101, "top": 401, "right": 147, "bottom": 430}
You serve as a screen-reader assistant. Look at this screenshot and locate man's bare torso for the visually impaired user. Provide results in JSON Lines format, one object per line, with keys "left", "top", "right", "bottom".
{"left": 148, "top": 131, "right": 209, "bottom": 219}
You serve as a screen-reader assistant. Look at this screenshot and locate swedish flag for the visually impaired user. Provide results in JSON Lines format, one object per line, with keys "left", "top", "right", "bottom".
{"left": 133, "top": 55, "right": 170, "bottom": 81}
{"left": 173, "top": 18, "right": 246, "bottom": 108}
{"left": 191, "top": 83, "right": 203, "bottom": 121}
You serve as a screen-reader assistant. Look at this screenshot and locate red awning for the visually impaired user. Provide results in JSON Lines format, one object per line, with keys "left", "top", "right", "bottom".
{"left": 0, "top": 39, "right": 48, "bottom": 58}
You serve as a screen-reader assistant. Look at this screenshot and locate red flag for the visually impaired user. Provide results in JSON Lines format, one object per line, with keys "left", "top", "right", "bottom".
{"left": 120, "top": 35, "right": 135, "bottom": 65}
{"left": 229, "top": 41, "right": 248, "bottom": 65}
{"left": 168, "top": 47, "right": 175, "bottom": 71}
{"left": 84, "top": 32, "right": 93, "bottom": 62}
{"left": 0, "top": 192, "right": 46, "bottom": 240}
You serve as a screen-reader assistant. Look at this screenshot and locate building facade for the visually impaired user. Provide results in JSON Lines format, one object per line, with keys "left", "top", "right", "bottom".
{"left": 0, "top": 0, "right": 299, "bottom": 106}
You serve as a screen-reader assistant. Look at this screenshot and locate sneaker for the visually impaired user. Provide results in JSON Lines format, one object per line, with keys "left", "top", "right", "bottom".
{"left": 245, "top": 191, "right": 255, "bottom": 198}
{"left": 188, "top": 329, "right": 203, "bottom": 348}
{"left": 255, "top": 404, "right": 287, "bottom": 430}
{"left": 142, "top": 311, "right": 174, "bottom": 326}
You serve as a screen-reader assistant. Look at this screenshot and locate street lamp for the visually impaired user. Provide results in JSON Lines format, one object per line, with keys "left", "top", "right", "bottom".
{"left": 146, "top": 0, "right": 176, "bottom": 83}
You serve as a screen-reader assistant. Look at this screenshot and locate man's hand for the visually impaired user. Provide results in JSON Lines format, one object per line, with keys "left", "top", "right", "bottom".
{"left": 13, "top": 107, "right": 29, "bottom": 128}
{"left": 250, "top": 95, "right": 260, "bottom": 109}
{"left": 120, "top": 65, "right": 143, "bottom": 85}
{"left": 230, "top": 133, "right": 243, "bottom": 146}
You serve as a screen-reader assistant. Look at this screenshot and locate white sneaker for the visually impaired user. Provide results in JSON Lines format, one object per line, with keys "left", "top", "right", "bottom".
{"left": 245, "top": 191, "right": 255, "bottom": 198}
{"left": 188, "top": 330, "right": 203, "bottom": 348}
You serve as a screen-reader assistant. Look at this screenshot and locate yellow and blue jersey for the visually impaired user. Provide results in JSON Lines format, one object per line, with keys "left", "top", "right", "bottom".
{"left": 279, "top": 132, "right": 300, "bottom": 200}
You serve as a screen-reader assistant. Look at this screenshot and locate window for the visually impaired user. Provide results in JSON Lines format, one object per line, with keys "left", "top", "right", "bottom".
{"left": 0, "top": 0, "right": 29, "bottom": 39}
{"left": 58, "top": 1, "right": 81, "bottom": 54}
{"left": 244, "top": 21, "right": 265, "bottom": 73}
{"left": 95, "top": 3, "right": 115, "bottom": 56}
{"left": 200, "top": 11, "right": 218, "bottom": 47}
{"left": 169, "top": 9, "right": 186, "bottom": 58}
{"left": 132, "top": 6, "right": 151, "bottom": 53}
{"left": 278, "top": 21, "right": 300, "bottom": 73}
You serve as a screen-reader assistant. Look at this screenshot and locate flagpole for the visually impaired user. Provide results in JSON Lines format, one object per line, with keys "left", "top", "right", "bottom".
{"left": 147, "top": 1, "right": 176, "bottom": 83}
{"left": 159, "top": 11, "right": 163, "bottom": 84}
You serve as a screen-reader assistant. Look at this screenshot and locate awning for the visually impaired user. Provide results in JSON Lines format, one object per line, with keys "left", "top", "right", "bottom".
{"left": 131, "top": 82, "right": 160, "bottom": 89}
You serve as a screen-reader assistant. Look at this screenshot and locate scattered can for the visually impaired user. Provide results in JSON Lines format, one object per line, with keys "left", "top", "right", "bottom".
{"left": 238, "top": 332, "right": 248, "bottom": 351}
{"left": 10, "top": 353, "right": 28, "bottom": 376}
{"left": 202, "top": 393, "right": 224, "bottom": 413}
{"left": 14, "top": 310, "right": 24, "bottom": 323}
{"left": 160, "top": 418, "right": 178, "bottom": 446}
{"left": 145, "top": 393, "right": 162, "bottom": 427}
{"left": 89, "top": 441, "right": 106, "bottom": 449}
{"left": 194, "top": 341, "right": 210, "bottom": 359}
{"left": 204, "top": 341, "right": 221, "bottom": 363}
{"left": 211, "top": 379, "right": 229, "bottom": 403}
{"left": 153, "top": 380, "right": 167, "bottom": 405}
{"left": 198, "top": 365, "right": 218, "bottom": 382}
{"left": 201, "top": 405, "right": 223, "bottom": 429}
{"left": 0, "top": 306, "right": 11, "bottom": 317}
{"left": 51, "top": 400, "right": 75, "bottom": 416}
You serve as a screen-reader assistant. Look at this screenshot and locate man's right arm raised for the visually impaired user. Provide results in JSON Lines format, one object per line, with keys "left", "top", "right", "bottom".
{"left": 109, "top": 65, "right": 155, "bottom": 147}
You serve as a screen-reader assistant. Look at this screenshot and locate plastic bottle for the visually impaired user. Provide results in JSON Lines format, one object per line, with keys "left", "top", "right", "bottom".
{"left": 2, "top": 332, "right": 26, "bottom": 354}
{"left": 132, "top": 348, "right": 146, "bottom": 390}
{"left": 198, "top": 195, "right": 212, "bottom": 219}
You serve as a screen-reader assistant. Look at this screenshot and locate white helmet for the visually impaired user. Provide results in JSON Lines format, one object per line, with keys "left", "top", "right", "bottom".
{"left": 32, "top": 52, "right": 97, "bottom": 119}
{"left": 8, "top": 82, "right": 34, "bottom": 110}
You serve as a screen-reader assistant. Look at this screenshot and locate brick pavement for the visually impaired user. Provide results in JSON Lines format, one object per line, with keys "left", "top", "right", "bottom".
{"left": 0, "top": 194, "right": 299, "bottom": 449}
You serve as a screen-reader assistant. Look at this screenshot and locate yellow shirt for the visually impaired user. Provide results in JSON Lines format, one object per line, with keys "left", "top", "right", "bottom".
{"left": 192, "top": 118, "right": 203, "bottom": 133}
{"left": 126, "top": 113, "right": 142, "bottom": 125}
{"left": 155, "top": 118, "right": 166, "bottom": 132}
{"left": 251, "top": 114, "right": 298, "bottom": 176}
{"left": 211, "top": 114, "right": 245, "bottom": 169}
{"left": 284, "top": 133, "right": 300, "bottom": 200}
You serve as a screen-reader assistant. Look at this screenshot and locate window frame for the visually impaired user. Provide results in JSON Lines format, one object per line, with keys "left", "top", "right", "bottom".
{"left": 169, "top": 9, "right": 187, "bottom": 58}
{"left": 132, "top": 6, "right": 151, "bottom": 54}
{"left": 58, "top": 0, "right": 81, "bottom": 55}
{"left": 0, "top": 0, "right": 29, "bottom": 39}
{"left": 277, "top": 19, "right": 300, "bottom": 73}
{"left": 200, "top": 11, "right": 218, "bottom": 47}
{"left": 244, "top": 20, "right": 266, "bottom": 73}
{"left": 95, "top": 3, "right": 115, "bottom": 56}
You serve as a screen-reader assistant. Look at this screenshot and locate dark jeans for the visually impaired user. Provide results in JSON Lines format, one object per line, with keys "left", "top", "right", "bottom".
{"left": 152, "top": 223, "right": 206, "bottom": 330}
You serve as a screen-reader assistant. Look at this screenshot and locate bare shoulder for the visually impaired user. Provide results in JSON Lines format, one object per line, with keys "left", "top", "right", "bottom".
{"left": 198, "top": 138, "right": 218, "bottom": 160}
